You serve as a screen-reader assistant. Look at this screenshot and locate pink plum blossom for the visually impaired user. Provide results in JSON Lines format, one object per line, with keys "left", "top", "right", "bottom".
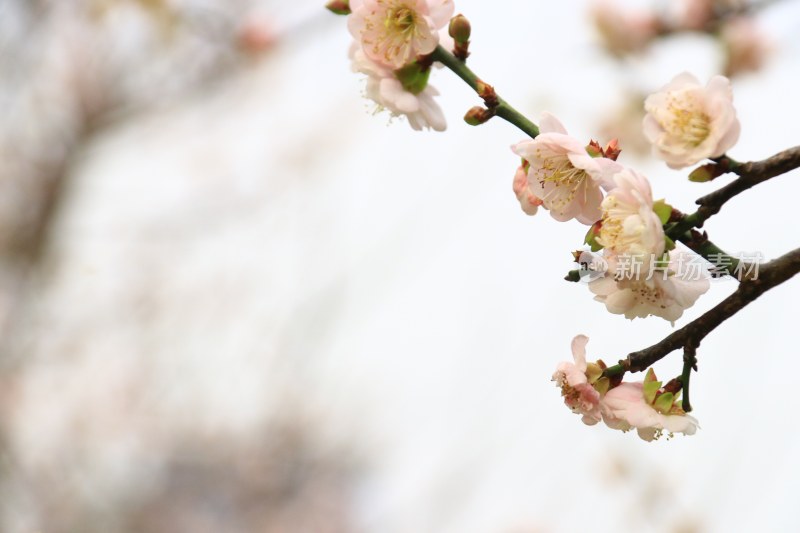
{"left": 589, "top": 248, "right": 710, "bottom": 324}
{"left": 512, "top": 164, "right": 542, "bottom": 216}
{"left": 643, "top": 72, "right": 741, "bottom": 169}
{"left": 673, "top": 0, "right": 715, "bottom": 31}
{"left": 602, "top": 381, "right": 699, "bottom": 441}
{"left": 590, "top": 0, "right": 660, "bottom": 57}
{"left": 512, "top": 113, "right": 621, "bottom": 225}
{"left": 596, "top": 168, "right": 665, "bottom": 259}
{"left": 350, "top": 43, "right": 446, "bottom": 131}
{"left": 721, "top": 17, "right": 772, "bottom": 78}
{"left": 553, "top": 335, "right": 604, "bottom": 425}
{"left": 348, "top": 0, "right": 455, "bottom": 69}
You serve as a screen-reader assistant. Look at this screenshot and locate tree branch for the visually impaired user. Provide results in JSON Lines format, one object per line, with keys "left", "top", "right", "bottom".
{"left": 429, "top": 45, "right": 540, "bottom": 139}
{"left": 608, "top": 246, "right": 800, "bottom": 374}
{"left": 696, "top": 145, "right": 800, "bottom": 219}
{"left": 658, "top": 145, "right": 800, "bottom": 279}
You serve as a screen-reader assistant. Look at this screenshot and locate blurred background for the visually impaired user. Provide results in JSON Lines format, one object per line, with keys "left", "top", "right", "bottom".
{"left": 1, "top": 0, "right": 799, "bottom": 531}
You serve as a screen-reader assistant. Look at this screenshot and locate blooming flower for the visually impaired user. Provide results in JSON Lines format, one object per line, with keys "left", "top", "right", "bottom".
{"left": 596, "top": 168, "right": 664, "bottom": 259}
{"left": 553, "top": 335, "right": 606, "bottom": 425}
{"left": 348, "top": 0, "right": 455, "bottom": 69}
{"left": 673, "top": 0, "right": 714, "bottom": 31}
{"left": 721, "top": 17, "right": 772, "bottom": 78}
{"left": 350, "top": 43, "right": 446, "bottom": 131}
{"left": 643, "top": 72, "right": 741, "bottom": 169}
{"left": 512, "top": 163, "right": 542, "bottom": 216}
{"left": 589, "top": 248, "right": 710, "bottom": 323}
{"left": 590, "top": 0, "right": 660, "bottom": 57}
{"left": 512, "top": 113, "right": 621, "bottom": 225}
{"left": 602, "top": 371, "right": 699, "bottom": 441}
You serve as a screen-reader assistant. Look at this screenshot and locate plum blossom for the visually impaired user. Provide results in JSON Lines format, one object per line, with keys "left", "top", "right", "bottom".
{"left": 596, "top": 168, "right": 664, "bottom": 259}
{"left": 721, "top": 17, "right": 772, "bottom": 78}
{"left": 348, "top": 0, "right": 455, "bottom": 69}
{"left": 512, "top": 113, "right": 621, "bottom": 225}
{"left": 553, "top": 336, "right": 610, "bottom": 425}
{"left": 350, "top": 43, "right": 446, "bottom": 131}
{"left": 512, "top": 163, "right": 542, "bottom": 216}
{"left": 590, "top": 0, "right": 660, "bottom": 57}
{"left": 602, "top": 373, "right": 699, "bottom": 441}
{"left": 643, "top": 72, "right": 741, "bottom": 169}
{"left": 589, "top": 248, "right": 710, "bottom": 323}
{"left": 673, "top": 0, "right": 715, "bottom": 31}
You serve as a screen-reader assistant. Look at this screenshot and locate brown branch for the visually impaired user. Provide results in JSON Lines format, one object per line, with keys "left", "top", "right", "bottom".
{"left": 616, "top": 246, "right": 800, "bottom": 373}
{"left": 694, "top": 145, "right": 800, "bottom": 221}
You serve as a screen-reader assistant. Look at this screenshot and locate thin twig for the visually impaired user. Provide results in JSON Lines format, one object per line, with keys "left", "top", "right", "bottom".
{"left": 606, "top": 247, "right": 800, "bottom": 375}
{"left": 429, "top": 45, "right": 540, "bottom": 139}
{"left": 697, "top": 145, "right": 800, "bottom": 218}
{"left": 680, "top": 342, "right": 698, "bottom": 413}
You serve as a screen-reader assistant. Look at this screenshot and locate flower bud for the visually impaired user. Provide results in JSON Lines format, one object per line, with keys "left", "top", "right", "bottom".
{"left": 689, "top": 163, "right": 724, "bottom": 183}
{"left": 325, "top": 0, "right": 350, "bottom": 15}
{"left": 464, "top": 106, "right": 493, "bottom": 126}
{"left": 448, "top": 14, "right": 471, "bottom": 44}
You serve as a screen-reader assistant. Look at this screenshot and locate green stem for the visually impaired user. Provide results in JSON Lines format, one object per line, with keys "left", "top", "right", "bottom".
{"left": 429, "top": 46, "right": 539, "bottom": 139}
{"left": 603, "top": 363, "right": 628, "bottom": 379}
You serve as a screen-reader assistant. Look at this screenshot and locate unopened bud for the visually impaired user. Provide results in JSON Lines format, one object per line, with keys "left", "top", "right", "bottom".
{"left": 325, "top": 0, "right": 350, "bottom": 15}
{"left": 448, "top": 14, "right": 471, "bottom": 44}
{"left": 586, "top": 140, "right": 603, "bottom": 158}
{"left": 475, "top": 80, "right": 497, "bottom": 107}
{"left": 464, "top": 106, "right": 493, "bottom": 126}
{"left": 603, "top": 139, "right": 621, "bottom": 160}
{"left": 586, "top": 139, "right": 621, "bottom": 160}
{"left": 689, "top": 162, "right": 724, "bottom": 182}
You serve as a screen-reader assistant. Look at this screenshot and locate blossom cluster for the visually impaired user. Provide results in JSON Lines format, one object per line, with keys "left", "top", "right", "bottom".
{"left": 509, "top": 80, "right": 739, "bottom": 324}
{"left": 554, "top": 336, "right": 698, "bottom": 441}
{"left": 509, "top": 74, "right": 742, "bottom": 439}
{"left": 333, "top": 3, "right": 751, "bottom": 440}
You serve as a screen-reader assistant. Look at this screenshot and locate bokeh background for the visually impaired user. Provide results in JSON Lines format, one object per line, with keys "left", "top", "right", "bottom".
{"left": 2, "top": 0, "right": 800, "bottom": 531}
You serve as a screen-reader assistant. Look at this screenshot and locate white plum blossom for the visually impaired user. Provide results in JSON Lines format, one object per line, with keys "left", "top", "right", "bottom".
{"left": 348, "top": 0, "right": 455, "bottom": 69}
{"left": 643, "top": 72, "right": 741, "bottom": 169}
{"left": 553, "top": 335, "right": 604, "bottom": 425}
{"left": 596, "top": 168, "right": 665, "bottom": 259}
{"left": 350, "top": 43, "right": 446, "bottom": 131}
{"left": 602, "top": 381, "right": 699, "bottom": 441}
{"left": 589, "top": 248, "right": 711, "bottom": 324}
{"left": 512, "top": 113, "right": 621, "bottom": 225}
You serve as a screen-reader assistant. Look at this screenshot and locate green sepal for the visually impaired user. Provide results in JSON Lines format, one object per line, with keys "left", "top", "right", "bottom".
{"left": 643, "top": 380, "right": 661, "bottom": 405}
{"left": 394, "top": 62, "right": 431, "bottom": 95}
{"left": 584, "top": 221, "right": 604, "bottom": 252}
{"left": 664, "top": 235, "right": 676, "bottom": 252}
{"left": 653, "top": 199, "right": 673, "bottom": 225}
{"left": 594, "top": 377, "right": 610, "bottom": 397}
{"left": 644, "top": 368, "right": 658, "bottom": 383}
{"left": 585, "top": 362, "right": 603, "bottom": 384}
{"left": 654, "top": 392, "right": 675, "bottom": 414}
